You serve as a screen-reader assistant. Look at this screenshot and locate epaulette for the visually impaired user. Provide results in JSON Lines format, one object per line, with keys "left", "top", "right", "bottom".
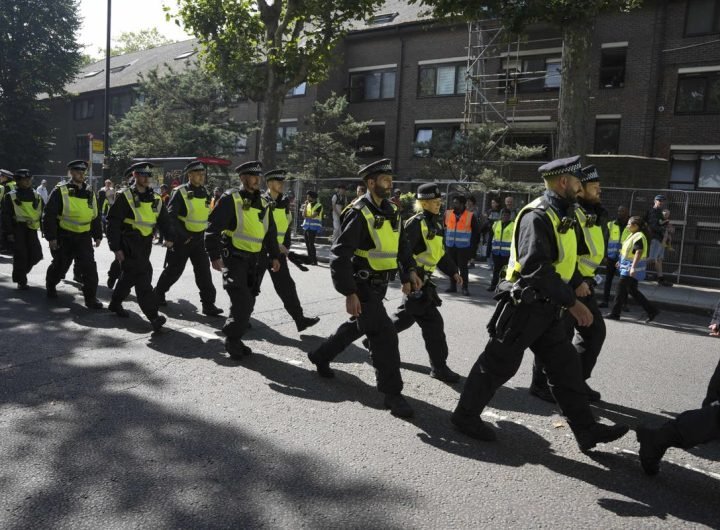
{"left": 224, "top": 188, "right": 238, "bottom": 196}
{"left": 404, "top": 211, "right": 424, "bottom": 229}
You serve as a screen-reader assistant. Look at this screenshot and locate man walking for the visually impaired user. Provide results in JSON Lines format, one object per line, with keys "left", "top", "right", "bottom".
{"left": 645, "top": 194, "right": 672, "bottom": 286}
{"left": 444, "top": 194, "right": 480, "bottom": 295}
{"left": 331, "top": 183, "right": 347, "bottom": 243}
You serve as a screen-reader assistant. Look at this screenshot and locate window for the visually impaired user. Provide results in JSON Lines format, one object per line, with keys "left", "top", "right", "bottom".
{"left": 676, "top": 73, "right": 720, "bottom": 114}
{"left": 348, "top": 70, "right": 396, "bottom": 102}
{"left": 368, "top": 13, "right": 398, "bottom": 25}
{"left": 500, "top": 56, "right": 562, "bottom": 93}
{"left": 506, "top": 133, "right": 553, "bottom": 160}
{"left": 599, "top": 48, "right": 627, "bottom": 88}
{"left": 110, "top": 64, "right": 130, "bottom": 74}
{"left": 110, "top": 93, "right": 133, "bottom": 117}
{"left": 356, "top": 125, "right": 385, "bottom": 157}
{"left": 73, "top": 99, "right": 94, "bottom": 120}
{"left": 75, "top": 135, "right": 90, "bottom": 159}
{"left": 286, "top": 82, "right": 307, "bottom": 97}
{"left": 235, "top": 134, "right": 248, "bottom": 155}
{"left": 413, "top": 125, "right": 461, "bottom": 158}
{"left": 174, "top": 50, "right": 197, "bottom": 60}
{"left": 685, "top": 0, "right": 720, "bottom": 36}
{"left": 418, "top": 63, "right": 466, "bottom": 97}
{"left": 670, "top": 152, "right": 720, "bottom": 189}
{"left": 277, "top": 124, "right": 297, "bottom": 152}
{"left": 82, "top": 70, "right": 103, "bottom": 78}
{"left": 594, "top": 119, "right": 621, "bottom": 154}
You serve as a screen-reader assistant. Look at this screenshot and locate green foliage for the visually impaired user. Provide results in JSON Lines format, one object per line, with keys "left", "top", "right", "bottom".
{"left": 0, "top": 0, "right": 83, "bottom": 171}
{"left": 283, "top": 93, "right": 370, "bottom": 180}
{"left": 112, "top": 65, "right": 247, "bottom": 159}
{"left": 97, "top": 28, "right": 176, "bottom": 58}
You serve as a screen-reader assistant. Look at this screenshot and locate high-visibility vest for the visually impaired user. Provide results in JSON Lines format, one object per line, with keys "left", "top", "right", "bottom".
{"left": 506, "top": 197, "right": 577, "bottom": 283}
{"left": 491, "top": 220, "right": 514, "bottom": 256}
{"left": 122, "top": 188, "right": 162, "bottom": 237}
{"left": 222, "top": 191, "right": 270, "bottom": 253}
{"left": 272, "top": 205, "right": 290, "bottom": 245}
{"left": 409, "top": 213, "right": 444, "bottom": 274}
{"left": 607, "top": 220, "right": 631, "bottom": 260}
{"left": 177, "top": 186, "right": 210, "bottom": 233}
{"left": 302, "top": 202, "right": 323, "bottom": 232}
{"left": 444, "top": 209, "right": 473, "bottom": 248}
{"left": 0, "top": 181, "right": 16, "bottom": 203}
{"left": 8, "top": 189, "right": 42, "bottom": 230}
{"left": 57, "top": 184, "right": 98, "bottom": 233}
{"left": 618, "top": 231, "right": 648, "bottom": 281}
{"left": 353, "top": 202, "right": 400, "bottom": 272}
{"left": 575, "top": 207, "right": 605, "bottom": 277}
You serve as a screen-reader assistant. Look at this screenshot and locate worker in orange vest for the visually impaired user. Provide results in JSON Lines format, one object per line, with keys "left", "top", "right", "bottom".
{"left": 444, "top": 194, "right": 480, "bottom": 295}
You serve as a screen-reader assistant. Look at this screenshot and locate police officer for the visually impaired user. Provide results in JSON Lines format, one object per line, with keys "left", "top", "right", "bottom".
{"left": 106, "top": 162, "right": 173, "bottom": 331}
{"left": 259, "top": 169, "right": 320, "bottom": 332}
{"left": 307, "top": 159, "right": 422, "bottom": 418}
{"left": 2, "top": 169, "right": 43, "bottom": 289}
{"left": 530, "top": 165, "right": 607, "bottom": 403}
{"left": 488, "top": 208, "right": 514, "bottom": 292}
{"left": 153, "top": 160, "right": 223, "bottom": 316}
{"left": 599, "top": 205, "right": 630, "bottom": 308}
{"left": 106, "top": 169, "right": 132, "bottom": 290}
{"left": 389, "top": 183, "right": 462, "bottom": 383}
{"left": 451, "top": 156, "right": 629, "bottom": 452}
{"left": 43, "top": 160, "right": 103, "bottom": 309}
{"left": 0, "top": 169, "right": 17, "bottom": 254}
{"left": 301, "top": 190, "right": 323, "bottom": 265}
{"left": 205, "top": 161, "right": 281, "bottom": 358}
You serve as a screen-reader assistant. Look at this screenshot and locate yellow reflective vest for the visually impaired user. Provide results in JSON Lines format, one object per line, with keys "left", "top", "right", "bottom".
{"left": 491, "top": 220, "right": 514, "bottom": 256}
{"left": 177, "top": 186, "right": 210, "bottom": 233}
{"left": 409, "top": 213, "right": 444, "bottom": 274}
{"left": 353, "top": 201, "right": 400, "bottom": 272}
{"left": 57, "top": 184, "right": 98, "bottom": 233}
{"left": 122, "top": 188, "right": 162, "bottom": 237}
{"left": 222, "top": 191, "right": 270, "bottom": 253}
{"left": 575, "top": 207, "right": 605, "bottom": 277}
{"left": 607, "top": 220, "right": 631, "bottom": 260}
{"left": 619, "top": 231, "right": 648, "bottom": 280}
{"left": 8, "top": 189, "right": 42, "bottom": 231}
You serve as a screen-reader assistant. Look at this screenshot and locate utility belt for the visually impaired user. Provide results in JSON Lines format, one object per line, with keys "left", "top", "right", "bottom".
{"left": 504, "top": 280, "right": 566, "bottom": 319}
{"left": 222, "top": 246, "right": 260, "bottom": 260}
{"left": 354, "top": 269, "right": 396, "bottom": 286}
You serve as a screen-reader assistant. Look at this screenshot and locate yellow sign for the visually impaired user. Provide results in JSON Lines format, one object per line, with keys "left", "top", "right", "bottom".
{"left": 92, "top": 139, "right": 104, "bottom": 153}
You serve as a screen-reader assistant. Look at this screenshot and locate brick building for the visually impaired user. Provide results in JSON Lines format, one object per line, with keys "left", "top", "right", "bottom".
{"left": 44, "top": 0, "right": 720, "bottom": 190}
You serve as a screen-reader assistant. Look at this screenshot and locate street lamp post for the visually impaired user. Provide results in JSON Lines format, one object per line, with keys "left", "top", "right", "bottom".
{"left": 102, "top": 0, "right": 112, "bottom": 188}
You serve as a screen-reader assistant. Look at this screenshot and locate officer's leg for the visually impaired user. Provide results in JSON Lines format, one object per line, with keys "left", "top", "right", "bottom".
{"left": 603, "top": 260, "right": 616, "bottom": 304}
{"left": 188, "top": 240, "right": 216, "bottom": 305}
{"left": 154, "top": 245, "right": 189, "bottom": 300}
{"left": 111, "top": 258, "right": 136, "bottom": 305}
{"left": 310, "top": 319, "right": 363, "bottom": 364}
{"left": 627, "top": 278, "right": 657, "bottom": 315}
{"left": 609, "top": 277, "right": 629, "bottom": 317}
{"left": 107, "top": 259, "right": 121, "bottom": 288}
{"left": 134, "top": 257, "right": 160, "bottom": 321}
{"left": 392, "top": 300, "right": 417, "bottom": 335}
{"left": 221, "top": 256, "right": 254, "bottom": 340}
{"left": 27, "top": 228, "right": 43, "bottom": 275}
{"left": 46, "top": 238, "right": 73, "bottom": 291}
{"left": 414, "top": 305, "right": 450, "bottom": 369}
{"left": 530, "top": 311, "right": 574, "bottom": 399}
{"left": 702, "top": 357, "right": 720, "bottom": 407}
{"left": 269, "top": 256, "right": 304, "bottom": 320}
{"left": 75, "top": 235, "right": 99, "bottom": 301}
{"left": 12, "top": 226, "right": 29, "bottom": 285}
{"left": 573, "top": 294, "right": 606, "bottom": 380}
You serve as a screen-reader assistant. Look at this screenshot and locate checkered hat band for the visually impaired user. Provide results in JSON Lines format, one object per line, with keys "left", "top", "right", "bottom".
{"left": 417, "top": 192, "right": 437, "bottom": 199}
{"left": 542, "top": 162, "right": 582, "bottom": 177}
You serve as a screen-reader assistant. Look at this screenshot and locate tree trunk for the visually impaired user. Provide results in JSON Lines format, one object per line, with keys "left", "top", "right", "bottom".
{"left": 259, "top": 60, "right": 284, "bottom": 168}
{"left": 557, "top": 22, "right": 593, "bottom": 158}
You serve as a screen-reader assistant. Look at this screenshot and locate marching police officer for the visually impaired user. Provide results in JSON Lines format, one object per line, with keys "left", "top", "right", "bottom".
{"left": 451, "top": 156, "right": 629, "bottom": 452}
{"left": 307, "top": 159, "right": 421, "bottom": 418}
{"left": 389, "top": 183, "right": 462, "bottom": 383}
{"left": 106, "top": 162, "right": 173, "bottom": 331}
{"left": 43, "top": 160, "right": 103, "bottom": 309}
{"left": 0, "top": 169, "right": 17, "bottom": 254}
{"left": 1, "top": 169, "right": 43, "bottom": 289}
{"left": 530, "top": 165, "right": 607, "bottom": 403}
{"left": 259, "top": 169, "right": 320, "bottom": 332}
{"left": 153, "top": 160, "right": 223, "bottom": 316}
{"left": 205, "top": 161, "right": 281, "bottom": 358}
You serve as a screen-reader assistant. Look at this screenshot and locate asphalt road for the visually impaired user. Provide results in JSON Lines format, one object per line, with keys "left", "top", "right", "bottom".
{"left": 1, "top": 240, "right": 719, "bottom": 528}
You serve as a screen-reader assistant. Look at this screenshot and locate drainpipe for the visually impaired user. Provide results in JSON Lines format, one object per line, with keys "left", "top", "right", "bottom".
{"left": 394, "top": 32, "right": 405, "bottom": 178}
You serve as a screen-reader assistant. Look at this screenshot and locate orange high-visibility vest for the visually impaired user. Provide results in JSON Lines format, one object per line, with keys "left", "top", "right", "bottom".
{"left": 444, "top": 210, "right": 473, "bottom": 248}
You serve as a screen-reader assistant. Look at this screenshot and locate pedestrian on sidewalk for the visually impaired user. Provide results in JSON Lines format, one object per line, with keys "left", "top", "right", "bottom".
{"left": 645, "top": 194, "right": 672, "bottom": 286}
{"left": 599, "top": 205, "right": 630, "bottom": 308}
{"left": 604, "top": 216, "right": 659, "bottom": 323}
{"left": 487, "top": 208, "right": 513, "bottom": 291}
{"left": 36, "top": 179, "right": 49, "bottom": 205}
{"left": 301, "top": 190, "right": 323, "bottom": 265}
{"left": 331, "top": 183, "right": 347, "bottom": 243}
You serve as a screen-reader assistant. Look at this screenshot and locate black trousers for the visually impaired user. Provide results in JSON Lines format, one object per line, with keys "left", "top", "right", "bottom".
{"left": 155, "top": 235, "right": 216, "bottom": 305}
{"left": 610, "top": 276, "right": 657, "bottom": 317}
{"left": 304, "top": 230, "right": 318, "bottom": 263}
{"left": 446, "top": 247, "right": 472, "bottom": 287}
{"left": 532, "top": 292, "right": 606, "bottom": 387}
{"left": 490, "top": 254, "right": 509, "bottom": 289}
{"left": 456, "top": 300, "right": 596, "bottom": 431}
{"left": 221, "top": 252, "right": 262, "bottom": 340}
{"left": 392, "top": 283, "right": 449, "bottom": 370}
{"left": 603, "top": 258, "right": 618, "bottom": 303}
{"left": 257, "top": 254, "right": 304, "bottom": 321}
{"left": 46, "top": 231, "right": 98, "bottom": 300}
{"left": 11, "top": 226, "right": 42, "bottom": 285}
{"left": 313, "top": 282, "right": 403, "bottom": 395}
{"left": 111, "top": 236, "right": 159, "bottom": 320}
{"left": 107, "top": 259, "right": 121, "bottom": 285}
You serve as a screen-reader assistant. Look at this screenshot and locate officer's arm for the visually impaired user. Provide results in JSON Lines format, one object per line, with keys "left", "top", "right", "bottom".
{"left": 404, "top": 217, "right": 424, "bottom": 254}
{"left": 437, "top": 253, "right": 459, "bottom": 278}
{"left": 157, "top": 201, "right": 175, "bottom": 243}
{"left": 42, "top": 187, "right": 62, "bottom": 241}
{"left": 105, "top": 193, "right": 130, "bottom": 252}
{"left": 1, "top": 194, "right": 14, "bottom": 233}
{"left": 263, "top": 207, "right": 280, "bottom": 260}
{"left": 397, "top": 219, "right": 417, "bottom": 283}
{"left": 470, "top": 212, "right": 482, "bottom": 255}
{"left": 330, "top": 209, "right": 363, "bottom": 295}
{"left": 90, "top": 193, "right": 103, "bottom": 240}
{"left": 282, "top": 211, "right": 292, "bottom": 249}
{"left": 166, "top": 188, "right": 189, "bottom": 241}
{"left": 204, "top": 194, "right": 233, "bottom": 261}
{"left": 516, "top": 211, "right": 575, "bottom": 308}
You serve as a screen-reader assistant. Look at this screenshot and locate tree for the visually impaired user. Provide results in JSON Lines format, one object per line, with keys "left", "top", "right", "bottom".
{"left": 172, "top": 0, "right": 385, "bottom": 168}
{"left": 0, "top": 0, "right": 82, "bottom": 171}
{"left": 412, "top": 0, "right": 642, "bottom": 156}
{"left": 284, "top": 94, "right": 370, "bottom": 180}
{"left": 103, "top": 28, "right": 176, "bottom": 57}
{"left": 112, "top": 66, "right": 247, "bottom": 160}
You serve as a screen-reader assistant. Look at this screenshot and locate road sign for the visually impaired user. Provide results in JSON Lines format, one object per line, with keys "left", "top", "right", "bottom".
{"left": 92, "top": 139, "right": 104, "bottom": 153}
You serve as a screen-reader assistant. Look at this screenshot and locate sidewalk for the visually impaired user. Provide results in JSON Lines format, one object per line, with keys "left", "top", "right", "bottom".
{"left": 290, "top": 237, "right": 719, "bottom": 316}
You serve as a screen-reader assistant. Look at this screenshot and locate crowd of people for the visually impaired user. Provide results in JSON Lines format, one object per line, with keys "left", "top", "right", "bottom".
{"left": 0, "top": 155, "right": 717, "bottom": 476}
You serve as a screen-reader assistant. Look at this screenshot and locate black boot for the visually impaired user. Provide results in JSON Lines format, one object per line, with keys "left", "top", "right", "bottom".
{"left": 84, "top": 298, "right": 104, "bottom": 310}
{"left": 46, "top": 286, "right": 58, "bottom": 299}
{"left": 636, "top": 422, "right": 680, "bottom": 476}
{"left": 202, "top": 303, "right": 224, "bottom": 316}
{"left": 295, "top": 315, "right": 320, "bottom": 332}
{"left": 225, "top": 337, "right": 252, "bottom": 359}
{"left": 529, "top": 383, "right": 555, "bottom": 403}
{"left": 383, "top": 393, "right": 414, "bottom": 418}
{"left": 150, "top": 315, "right": 167, "bottom": 332}
{"left": 430, "top": 365, "right": 461, "bottom": 383}
{"left": 451, "top": 410, "right": 497, "bottom": 441}
{"left": 108, "top": 302, "right": 129, "bottom": 318}
{"left": 154, "top": 289, "right": 167, "bottom": 306}
{"left": 308, "top": 350, "right": 334, "bottom": 378}
{"left": 574, "top": 423, "right": 629, "bottom": 452}
{"left": 17, "top": 282, "right": 29, "bottom": 290}
{"left": 585, "top": 382, "right": 602, "bottom": 402}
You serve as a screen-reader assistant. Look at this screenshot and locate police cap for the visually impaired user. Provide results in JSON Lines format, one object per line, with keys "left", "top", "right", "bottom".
{"left": 14, "top": 169, "right": 32, "bottom": 179}
{"left": 358, "top": 158, "right": 393, "bottom": 181}
{"left": 415, "top": 183, "right": 442, "bottom": 200}
{"left": 538, "top": 155, "right": 583, "bottom": 179}
{"left": 235, "top": 161, "right": 263, "bottom": 176}
{"left": 184, "top": 160, "right": 206, "bottom": 174}
{"left": 580, "top": 165, "right": 600, "bottom": 184}
{"left": 123, "top": 167, "right": 134, "bottom": 179}
{"left": 654, "top": 194, "right": 667, "bottom": 201}
{"left": 0, "top": 169, "right": 13, "bottom": 179}
{"left": 264, "top": 169, "right": 286, "bottom": 182}
{"left": 66, "top": 160, "right": 89, "bottom": 171}
{"left": 129, "top": 162, "right": 154, "bottom": 175}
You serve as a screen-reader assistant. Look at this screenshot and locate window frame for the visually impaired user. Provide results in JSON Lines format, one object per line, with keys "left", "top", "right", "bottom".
{"left": 417, "top": 63, "right": 466, "bottom": 98}
{"left": 684, "top": 0, "right": 720, "bottom": 37}
{"left": 593, "top": 119, "right": 622, "bottom": 155}
{"left": 348, "top": 69, "right": 397, "bottom": 103}
{"left": 75, "top": 135, "right": 90, "bottom": 160}
{"left": 498, "top": 55, "right": 562, "bottom": 94}
{"left": 286, "top": 82, "right": 307, "bottom": 98}
{"left": 671, "top": 151, "right": 720, "bottom": 190}
{"left": 599, "top": 47, "right": 627, "bottom": 89}
{"left": 675, "top": 72, "right": 720, "bottom": 115}
{"left": 276, "top": 124, "right": 298, "bottom": 153}
{"left": 412, "top": 124, "right": 461, "bottom": 158}
{"left": 356, "top": 125, "right": 386, "bottom": 158}
{"left": 73, "top": 98, "right": 95, "bottom": 121}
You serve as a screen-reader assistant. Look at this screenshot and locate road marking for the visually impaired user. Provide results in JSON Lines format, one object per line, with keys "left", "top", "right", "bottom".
{"left": 182, "top": 327, "right": 220, "bottom": 340}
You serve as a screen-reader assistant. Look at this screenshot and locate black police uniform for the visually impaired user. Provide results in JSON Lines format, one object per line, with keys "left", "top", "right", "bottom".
{"left": 1, "top": 186, "right": 43, "bottom": 287}
{"left": 153, "top": 182, "right": 219, "bottom": 313}
{"left": 392, "top": 209, "right": 460, "bottom": 380}
{"left": 106, "top": 184, "right": 173, "bottom": 324}
{"left": 204, "top": 186, "right": 280, "bottom": 352}
{"left": 602, "top": 216, "right": 629, "bottom": 306}
{"left": 452, "top": 158, "right": 628, "bottom": 450}
{"left": 258, "top": 189, "right": 318, "bottom": 331}
{"left": 0, "top": 172, "right": 16, "bottom": 254}
{"left": 43, "top": 181, "right": 103, "bottom": 305}
{"left": 308, "top": 190, "right": 416, "bottom": 404}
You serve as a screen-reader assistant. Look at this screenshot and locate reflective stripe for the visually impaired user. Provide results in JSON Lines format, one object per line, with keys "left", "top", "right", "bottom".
{"left": 444, "top": 210, "right": 473, "bottom": 248}
{"left": 353, "top": 204, "right": 400, "bottom": 271}
{"left": 575, "top": 207, "right": 605, "bottom": 277}
{"left": 58, "top": 185, "right": 97, "bottom": 233}
{"left": 413, "top": 215, "right": 445, "bottom": 273}
{"left": 177, "top": 187, "right": 209, "bottom": 232}
{"left": 491, "top": 220, "right": 514, "bottom": 257}
{"left": 222, "top": 191, "right": 269, "bottom": 252}
{"left": 302, "top": 202, "right": 323, "bottom": 231}
{"left": 9, "top": 190, "right": 42, "bottom": 230}
{"left": 619, "top": 231, "right": 648, "bottom": 281}
{"left": 122, "top": 189, "right": 161, "bottom": 236}
{"left": 606, "top": 221, "right": 631, "bottom": 260}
